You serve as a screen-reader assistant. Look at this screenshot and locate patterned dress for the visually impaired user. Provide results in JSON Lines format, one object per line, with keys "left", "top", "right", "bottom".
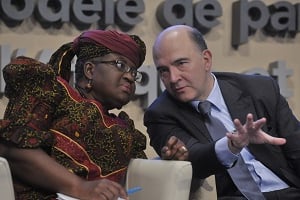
{"left": 0, "top": 56, "right": 147, "bottom": 199}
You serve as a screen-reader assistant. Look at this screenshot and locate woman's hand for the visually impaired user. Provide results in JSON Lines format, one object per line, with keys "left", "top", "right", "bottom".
{"left": 73, "top": 178, "right": 128, "bottom": 200}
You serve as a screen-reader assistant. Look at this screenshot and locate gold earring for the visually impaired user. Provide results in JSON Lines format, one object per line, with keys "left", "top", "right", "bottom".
{"left": 86, "top": 79, "right": 92, "bottom": 91}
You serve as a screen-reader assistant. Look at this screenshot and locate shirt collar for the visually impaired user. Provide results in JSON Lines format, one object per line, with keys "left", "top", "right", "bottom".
{"left": 191, "top": 73, "right": 223, "bottom": 112}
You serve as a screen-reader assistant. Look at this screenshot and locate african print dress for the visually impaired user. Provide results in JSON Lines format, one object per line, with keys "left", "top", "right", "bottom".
{"left": 0, "top": 56, "right": 147, "bottom": 199}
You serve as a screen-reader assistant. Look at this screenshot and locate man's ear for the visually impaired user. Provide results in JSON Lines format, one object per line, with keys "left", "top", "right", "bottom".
{"left": 202, "top": 49, "right": 212, "bottom": 70}
{"left": 83, "top": 61, "right": 95, "bottom": 79}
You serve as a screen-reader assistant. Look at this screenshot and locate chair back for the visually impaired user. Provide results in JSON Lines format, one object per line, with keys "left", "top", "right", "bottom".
{"left": 0, "top": 157, "right": 15, "bottom": 200}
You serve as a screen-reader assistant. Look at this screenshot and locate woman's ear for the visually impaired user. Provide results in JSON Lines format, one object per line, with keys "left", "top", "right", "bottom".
{"left": 83, "top": 61, "right": 95, "bottom": 79}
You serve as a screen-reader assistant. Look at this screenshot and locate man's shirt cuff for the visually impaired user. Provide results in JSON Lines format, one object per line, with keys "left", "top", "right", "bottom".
{"left": 215, "top": 137, "right": 239, "bottom": 168}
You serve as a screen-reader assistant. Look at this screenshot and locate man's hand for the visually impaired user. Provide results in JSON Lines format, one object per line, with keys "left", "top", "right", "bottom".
{"left": 161, "top": 136, "right": 188, "bottom": 160}
{"left": 226, "top": 113, "right": 286, "bottom": 154}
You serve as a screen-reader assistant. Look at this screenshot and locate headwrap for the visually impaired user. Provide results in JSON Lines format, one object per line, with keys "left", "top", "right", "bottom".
{"left": 48, "top": 30, "right": 146, "bottom": 82}
{"left": 73, "top": 30, "right": 146, "bottom": 67}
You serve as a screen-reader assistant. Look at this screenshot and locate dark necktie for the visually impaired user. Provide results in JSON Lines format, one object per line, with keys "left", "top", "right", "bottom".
{"left": 198, "top": 101, "right": 265, "bottom": 200}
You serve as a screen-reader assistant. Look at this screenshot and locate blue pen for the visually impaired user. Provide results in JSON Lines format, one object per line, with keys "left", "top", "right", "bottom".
{"left": 127, "top": 186, "right": 142, "bottom": 195}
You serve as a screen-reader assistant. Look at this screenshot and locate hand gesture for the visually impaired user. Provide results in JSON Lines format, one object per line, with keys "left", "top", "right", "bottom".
{"left": 161, "top": 136, "right": 189, "bottom": 160}
{"left": 226, "top": 113, "right": 286, "bottom": 153}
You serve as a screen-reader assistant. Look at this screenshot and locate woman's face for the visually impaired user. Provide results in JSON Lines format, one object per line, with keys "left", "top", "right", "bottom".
{"left": 84, "top": 53, "right": 138, "bottom": 110}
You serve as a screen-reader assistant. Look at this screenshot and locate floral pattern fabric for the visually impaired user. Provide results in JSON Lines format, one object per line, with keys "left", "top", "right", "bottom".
{"left": 0, "top": 56, "right": 147, "bottom": 199}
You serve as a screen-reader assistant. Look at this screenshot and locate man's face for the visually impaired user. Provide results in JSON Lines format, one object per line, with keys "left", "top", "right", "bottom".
{"left": 153, "top": 29, "right": 213, "bottom": 102}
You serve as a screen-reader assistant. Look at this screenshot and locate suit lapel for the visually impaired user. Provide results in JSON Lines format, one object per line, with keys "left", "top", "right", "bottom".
{"left": 170, "top": 78, "right": 259, "bottom": 143}
{"left": 218, "top": 79, "right": 284, "bottom": 174}
{"left": 176, "top": 101, "right": 213, "bottom": 142}
{"left": 218, "top": 79, "right": 258, "bottom": 124}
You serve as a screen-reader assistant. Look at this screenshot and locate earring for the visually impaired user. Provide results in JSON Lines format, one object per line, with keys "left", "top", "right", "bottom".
{"left": 86, "top": 79, "right": 93, "bottom": 91}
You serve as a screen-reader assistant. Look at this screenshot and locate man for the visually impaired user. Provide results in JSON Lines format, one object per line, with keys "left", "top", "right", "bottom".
{"left": 144, "top": 25, "right": 300, "bottom": 199}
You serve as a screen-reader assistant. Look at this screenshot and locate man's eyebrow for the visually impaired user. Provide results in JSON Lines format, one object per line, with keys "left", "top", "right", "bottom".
{"left": 155, "top": 57, "right": 190, "bottom": 69}
{"left": 156, "top": 65, "right": 166, "bottom": 70}
{"left": 172, "top": 57, "right": 189, "bottom": 64}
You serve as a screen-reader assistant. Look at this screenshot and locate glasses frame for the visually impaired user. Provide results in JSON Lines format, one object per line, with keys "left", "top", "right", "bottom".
{"left": 92, "top": 60, "right": 143, "bottom": 83}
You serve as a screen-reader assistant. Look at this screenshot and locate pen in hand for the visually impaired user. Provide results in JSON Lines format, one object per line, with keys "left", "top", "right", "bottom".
{"left": 127, "top": 187, "right": 142, "bottom": 195}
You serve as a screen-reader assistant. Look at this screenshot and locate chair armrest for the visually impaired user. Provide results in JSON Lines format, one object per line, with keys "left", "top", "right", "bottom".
{"left": 126, "top": 158, "right": 192, "bottom": 200}
{"left": 0, "top": 157, "right": 15, "bottom": 200}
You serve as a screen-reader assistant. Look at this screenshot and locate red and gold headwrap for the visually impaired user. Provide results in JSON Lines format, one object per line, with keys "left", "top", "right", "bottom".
{"left": 73, "top": 30, "right": 146, "bottom": 67}
{"left": 48, "top": 30, "right": 146, "bottom": 81}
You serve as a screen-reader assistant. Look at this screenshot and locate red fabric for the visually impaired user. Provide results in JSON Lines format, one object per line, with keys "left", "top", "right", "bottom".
{"left": 73, "top": 30, "right": 142, "bottom": 67}
{"left": 1, "top": 56, "right": 147, "bottom": 199}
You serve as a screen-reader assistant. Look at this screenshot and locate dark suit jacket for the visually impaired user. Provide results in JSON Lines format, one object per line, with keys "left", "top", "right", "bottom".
{"left": 144, "top": 72, "right": 300, "bottom": 197}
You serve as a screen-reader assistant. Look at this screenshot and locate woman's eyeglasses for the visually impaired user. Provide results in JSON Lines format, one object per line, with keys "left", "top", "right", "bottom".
{"left": 93, "top": 60, "right": 143, "bottom": 83}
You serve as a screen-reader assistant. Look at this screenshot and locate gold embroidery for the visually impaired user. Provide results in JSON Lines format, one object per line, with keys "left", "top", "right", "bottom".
{"left": 75, "top": 131, "right": 80, "bottom": 137}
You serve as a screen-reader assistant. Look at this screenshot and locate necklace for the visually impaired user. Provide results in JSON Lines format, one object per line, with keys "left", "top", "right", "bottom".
{"left": 75, "top": 84, "right": 87, "bottom": 98}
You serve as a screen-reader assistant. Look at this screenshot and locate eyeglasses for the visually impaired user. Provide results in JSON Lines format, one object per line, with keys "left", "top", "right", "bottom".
{"left": 93, "top": 60, "right": 143, "bottom": 83}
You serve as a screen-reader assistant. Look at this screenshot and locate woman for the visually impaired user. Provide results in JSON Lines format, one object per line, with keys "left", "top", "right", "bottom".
{"left": 0, "top": 30, "right": 147, "bottom": 200}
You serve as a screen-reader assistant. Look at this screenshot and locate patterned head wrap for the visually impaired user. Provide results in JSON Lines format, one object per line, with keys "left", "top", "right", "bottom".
{"left": 73, "top": 30, "right": 146, "bottom": 67}
{"left": 48, "top": 30, "right": 146, "bottom": 81}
